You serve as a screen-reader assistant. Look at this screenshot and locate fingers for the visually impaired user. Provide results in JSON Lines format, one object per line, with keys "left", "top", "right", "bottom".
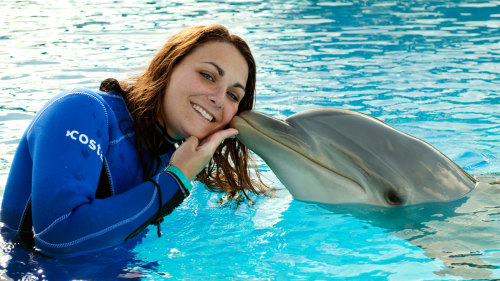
{"left": 168, "top": 129, "right": 238, "bottom": 181}
{"left": 219, "top": 127, "right": 239, "bottom": 139}
{"left": 184, "top": 135, "right": 200, "bottom": 149}
{"left": 169, "top": 136, "right": 198, "bottom": 166}
{"left": 198, "top": 128, "right": 238, "bottom": 150}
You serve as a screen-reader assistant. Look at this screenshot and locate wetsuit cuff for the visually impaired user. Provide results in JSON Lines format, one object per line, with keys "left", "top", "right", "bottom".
{"left": 164, "top": 165, "right": 193, "bottom": 192}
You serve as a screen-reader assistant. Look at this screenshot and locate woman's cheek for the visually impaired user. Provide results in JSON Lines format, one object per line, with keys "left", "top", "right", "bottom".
{"left": 224, "top": 108, "right": 238, "bottom": 125}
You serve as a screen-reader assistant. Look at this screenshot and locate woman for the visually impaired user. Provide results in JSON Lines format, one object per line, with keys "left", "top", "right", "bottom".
{"left": 1, "top": 25, "right": 269, "bottom": 257}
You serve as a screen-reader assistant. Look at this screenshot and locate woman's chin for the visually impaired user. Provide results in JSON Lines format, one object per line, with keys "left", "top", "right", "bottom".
{"left": 185, "top": 131, "right": 210, "bottom": 141}
{"left": 185, "top": 126, "right": 224, "bottom": 141}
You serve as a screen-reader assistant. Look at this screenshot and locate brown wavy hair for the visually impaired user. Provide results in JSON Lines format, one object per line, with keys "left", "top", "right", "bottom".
{"left": 105, "top": 25, "right": 270, "bottom": 201}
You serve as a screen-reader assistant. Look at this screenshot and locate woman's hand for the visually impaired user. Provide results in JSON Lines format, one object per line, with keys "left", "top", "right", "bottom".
{"left": 169, "top": 128, "right": 238, "bottom": 180}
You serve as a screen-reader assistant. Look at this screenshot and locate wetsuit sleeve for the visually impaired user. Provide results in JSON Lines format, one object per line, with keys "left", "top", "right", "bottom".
{"left": 165, "top": 165, "right": 193, "bottom": 191}
{"left": 27, "top": 91, "right": 189, "bottom": 257}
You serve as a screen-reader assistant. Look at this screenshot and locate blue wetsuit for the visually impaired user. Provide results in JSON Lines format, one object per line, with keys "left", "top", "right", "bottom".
{"left": 1, "top": 88, "right": 192, "bottom": 257}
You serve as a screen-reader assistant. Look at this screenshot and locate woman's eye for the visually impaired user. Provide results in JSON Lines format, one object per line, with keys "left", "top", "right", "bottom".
{"left": 201, "top": 72, "right": 214, "bottom": 81}
{"left": 227, "top": 92, "right": 239, "bottom": 102}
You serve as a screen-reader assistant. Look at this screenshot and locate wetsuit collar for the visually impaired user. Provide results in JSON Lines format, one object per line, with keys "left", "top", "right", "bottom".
{"left": 155, "top": 122, "right": 183, "bottom": 145}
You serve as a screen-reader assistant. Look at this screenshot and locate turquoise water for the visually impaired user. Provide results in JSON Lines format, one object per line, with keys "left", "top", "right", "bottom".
{"left": 1, "top": 0, "right": 499, "bottom": 280}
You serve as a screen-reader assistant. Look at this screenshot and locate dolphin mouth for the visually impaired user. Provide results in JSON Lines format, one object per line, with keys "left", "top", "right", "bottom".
{"left": 232, "top": 113, "right": 366, "bottom": 193}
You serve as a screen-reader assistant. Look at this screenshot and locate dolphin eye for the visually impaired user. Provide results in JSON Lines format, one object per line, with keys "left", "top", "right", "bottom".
{"left": 385, "top": 190, "right": 403, "bottom": 206}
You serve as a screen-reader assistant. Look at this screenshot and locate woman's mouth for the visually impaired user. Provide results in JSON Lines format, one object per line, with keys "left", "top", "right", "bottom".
{"left": 192, "top": 103, "right": 214, "bottom": 122}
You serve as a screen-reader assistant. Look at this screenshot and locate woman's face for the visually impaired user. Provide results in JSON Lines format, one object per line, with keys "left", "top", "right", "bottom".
{"left": 161, "top": 41, "right": 249, "bottom": 140}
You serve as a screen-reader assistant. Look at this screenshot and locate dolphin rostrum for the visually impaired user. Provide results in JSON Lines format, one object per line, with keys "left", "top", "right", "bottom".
{"left": 230, "top": 108, "right": 477, "bottom": 206}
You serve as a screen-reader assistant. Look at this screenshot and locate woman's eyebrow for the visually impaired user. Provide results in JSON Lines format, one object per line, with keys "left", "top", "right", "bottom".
{"left": 203, "top": 62, "right": 225, "bottom": 76}
{"left": 234, "top": 82, "right": 246, "bottom": 92}
{"left": 203, "top": 61, "right": 246, "bottom": 91}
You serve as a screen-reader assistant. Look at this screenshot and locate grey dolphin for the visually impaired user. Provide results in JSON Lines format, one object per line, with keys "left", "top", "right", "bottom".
{"left": 230, "top": 108, "right": 477, "bottom": 206}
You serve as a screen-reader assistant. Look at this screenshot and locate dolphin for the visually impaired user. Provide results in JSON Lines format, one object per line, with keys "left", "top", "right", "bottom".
{"left": 230, "top": 108, "right": 477, "bottom": 206}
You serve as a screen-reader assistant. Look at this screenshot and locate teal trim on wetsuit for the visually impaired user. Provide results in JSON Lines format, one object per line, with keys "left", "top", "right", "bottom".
{"left": 165, "top": 166, "right": 193, "bottom": 192}
{"left": 0, "top": 88, "right": 191, "bottom": 257}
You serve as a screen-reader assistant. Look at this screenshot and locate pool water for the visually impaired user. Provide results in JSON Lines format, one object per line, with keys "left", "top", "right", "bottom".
{"left": 1, "top": 0, "right": 499, "bottom": 280}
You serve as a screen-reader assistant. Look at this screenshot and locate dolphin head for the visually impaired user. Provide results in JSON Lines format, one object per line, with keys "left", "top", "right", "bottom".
{"left": 230, "top": 108, "right": 476, "bottom": 207}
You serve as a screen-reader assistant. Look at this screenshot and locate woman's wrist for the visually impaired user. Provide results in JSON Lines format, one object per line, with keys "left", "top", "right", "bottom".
{"left": 163, "top": 165, "right": 193, "bottom": 191}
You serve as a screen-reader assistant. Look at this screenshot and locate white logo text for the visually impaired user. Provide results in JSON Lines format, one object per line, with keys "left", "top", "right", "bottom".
{"left": 66, "top": 130, "right": 103, "bottom": 161}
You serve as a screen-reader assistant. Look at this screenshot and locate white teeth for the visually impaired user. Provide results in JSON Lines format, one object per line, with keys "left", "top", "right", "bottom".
{"left": 192, "top": 104, "right": 214, "bottom": 122}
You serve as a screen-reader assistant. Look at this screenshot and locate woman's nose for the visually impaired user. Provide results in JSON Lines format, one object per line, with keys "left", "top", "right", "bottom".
{"left": 208, "top": 87, "right": 225, "bottom": 108}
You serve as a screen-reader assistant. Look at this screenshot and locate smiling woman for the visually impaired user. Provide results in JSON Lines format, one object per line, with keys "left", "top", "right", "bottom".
{"left": 118, "top": 25, "right": 270, "bottom": 197}
{"left": 0, "top": 25, "right": 271, "bottom": 258}
{"left": 161, "top": 41, "right": 248, "bottom": 142}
